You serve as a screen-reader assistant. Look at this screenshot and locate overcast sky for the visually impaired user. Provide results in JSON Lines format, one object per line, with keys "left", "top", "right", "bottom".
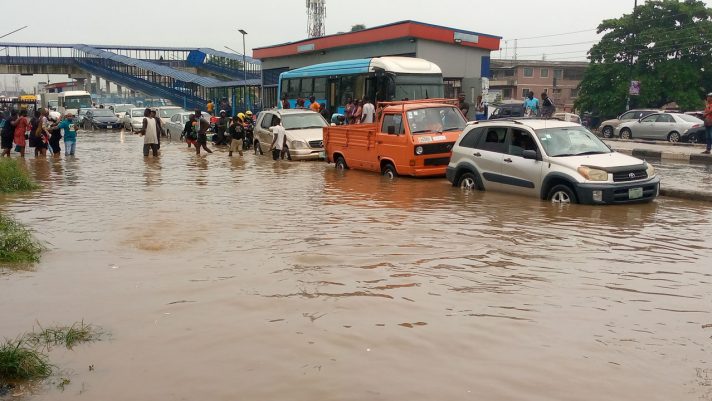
{"left": 2, "top": 0, "right": 710, "bottom": 90}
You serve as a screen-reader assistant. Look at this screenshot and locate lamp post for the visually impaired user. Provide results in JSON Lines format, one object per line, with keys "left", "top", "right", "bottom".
{"left": 238, "top": 29, "right": 248, "bottom": 110}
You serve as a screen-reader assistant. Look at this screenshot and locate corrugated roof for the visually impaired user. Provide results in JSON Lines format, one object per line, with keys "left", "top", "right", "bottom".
{"left": 198, "top": 48, "right": 261, "bottom": 65}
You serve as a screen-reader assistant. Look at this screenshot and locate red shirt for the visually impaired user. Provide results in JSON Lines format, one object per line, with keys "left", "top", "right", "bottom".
{"left": 13, "top": 117, "right": 28, "bottom": 147}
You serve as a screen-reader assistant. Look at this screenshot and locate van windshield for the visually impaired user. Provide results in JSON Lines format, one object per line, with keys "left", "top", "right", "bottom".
{"left": 406, "top": 107, "right": 466, "bottom": 134}
{"left": 536, "top": 126, "right": 611, "bottom": 157}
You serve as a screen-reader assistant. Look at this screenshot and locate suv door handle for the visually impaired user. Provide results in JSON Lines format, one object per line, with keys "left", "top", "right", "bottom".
{"left": 504, "top": 158, "right": 513, "bottom": 163}
{"left": 473, "top": 152, "right": 481, "bottom": 157}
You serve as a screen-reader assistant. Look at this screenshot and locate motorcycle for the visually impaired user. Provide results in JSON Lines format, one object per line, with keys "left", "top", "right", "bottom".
{"left": 242, "top": 120, "right": 254, "bottom": 150}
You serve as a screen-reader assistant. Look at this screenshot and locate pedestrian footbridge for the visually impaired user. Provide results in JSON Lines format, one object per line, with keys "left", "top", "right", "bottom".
{"left": 0, "top": 42, "right": 262, "bottom": 112}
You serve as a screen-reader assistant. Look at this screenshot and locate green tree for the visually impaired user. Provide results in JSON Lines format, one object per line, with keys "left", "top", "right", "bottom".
{"left": 576, "top": 0, "right": 712, "bottom": 117}
{"left": 350, "top": 24, "right": 366, "bottom": 32}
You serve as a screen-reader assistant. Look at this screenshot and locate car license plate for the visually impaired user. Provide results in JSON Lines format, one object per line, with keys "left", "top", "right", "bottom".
{"left": 628, "top": 187, "right": 643, "bottom": 199}
{"left": 106, "top": 125, "right": 112, "bottom": 129}
{"left": 319, "top": 151, "right": 325, "bottom": 158}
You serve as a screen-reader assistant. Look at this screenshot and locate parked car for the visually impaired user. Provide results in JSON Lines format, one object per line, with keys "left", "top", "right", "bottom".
{"left": 446, "top": 118, "right": 660, "bottom": 204}
{"left": 124, "top": 107, "right": 146, "bottom": 131}
{"left": 599, "top": 109, "right": 660, "bottom": 138}
{"left": 254, "top": 109, "right": 328, "bottom": 160}
{"left": 156, "top": 106, "right": 184, "bottom": 125}
{"left": 615, "top": 112, "right": 704, "bottom": 142}
{"left": 84, "top": 108, "right": 122, "bottom": 130}
{"left": 489, "top": 102, "right": 524, "bottom": 120}
{"left": 553, "top": 112, "right": 582, "bottom": 124}
{"left": 77, "top": 108, "right": 96, "bottom": 129}
{"left": 682, "top": 125, "right": 706, "bottom": 144}
{"left": 164, "top": 111, "right": 210, "bottom": 141}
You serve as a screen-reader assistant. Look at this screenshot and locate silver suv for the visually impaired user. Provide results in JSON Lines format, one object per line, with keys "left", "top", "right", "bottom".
{"left": 446, "top": 119, "right": 660, "bottom": 204}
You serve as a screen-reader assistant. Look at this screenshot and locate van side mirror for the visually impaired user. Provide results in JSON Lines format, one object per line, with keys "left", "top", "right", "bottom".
{"left": 522, "top": 149, "right": 538, "bottom": 160}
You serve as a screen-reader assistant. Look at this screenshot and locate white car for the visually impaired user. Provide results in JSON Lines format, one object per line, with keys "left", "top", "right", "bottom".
{"left": 111, "top": 103, "right": 135, "bottom": 120}
{"left": 615, "top": 112, "right": 704, "bottom": 142}
{"left": 253, "top": 109, "right": 327, "bottom": 160}
{"left": 164, "top": 112, "right": 211, "bottom": 141}
{"left": 124, "top": 107, "right": 146, "bottom": 131}
{"left": 446, "top": 119, "right": 660, "bottom": 204}
{"left": 156, "top": 106, "right": 185, "bottom": 126}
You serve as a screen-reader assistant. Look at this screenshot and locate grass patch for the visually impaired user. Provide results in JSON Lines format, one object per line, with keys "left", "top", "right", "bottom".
{"left": 23, "top": 322, "right": 103, "bottom": 350}
{"left": 0, "top": 339, "right": 52, "bottom": 381}
{"left": 0, "top": 159, "right": 38, "bottom": 193}
{"left": 0, "top": 214, "right": 44, "bottom": 265}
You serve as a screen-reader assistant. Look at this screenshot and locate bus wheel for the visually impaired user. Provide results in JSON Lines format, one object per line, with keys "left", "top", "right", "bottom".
{"left": 335, "top": 155, "right": 348, "bottom": 170}
{"left": 382, "top": 163, "right": 397, "bottom": 179}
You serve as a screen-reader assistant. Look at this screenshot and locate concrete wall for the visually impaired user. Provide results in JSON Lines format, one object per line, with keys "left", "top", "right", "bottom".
{"left": 260, "top": 40, "right": 417, "bottom": 71}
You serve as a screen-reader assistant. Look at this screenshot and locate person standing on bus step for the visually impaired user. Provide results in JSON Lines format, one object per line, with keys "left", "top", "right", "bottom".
{"left": 281, "top": 95, "right": 291, "bottom": 110}
{"left": 345, "top": 98, "right": 354, "bottom": 125}
{"left": 269, "top": 116, "right": 286, "bottom": 161}
{"left": 12, "top": 109, "right": 30, "bottom": 158}
{"left": 0, "top": 110, "right": 16, "bottom": 157}
{"left": 352, "top": 100, "right": 363, "bottom": 125}
{"left": 458, "top": 93, "right": 470, "bottom": 119}
{"left": 309, "top": 96, "right": 320, "bottom": 112}
{"left": 58, "top": 112, "right": 78, "bottom": 157}
{"left": 195, "top": 110, "right": 213, "bottom": 155}
{"left": 137, "top": 108, "right": 159, "bottom": 157}
{"left": 361, "top": 97, "right": 375, "bottom": 124}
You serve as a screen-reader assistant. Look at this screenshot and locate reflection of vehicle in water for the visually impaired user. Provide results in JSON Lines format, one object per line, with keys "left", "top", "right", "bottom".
{"left": 278, "top": 57, "right": 444, "bottom": 116}
{"left": 58, "top": 91, "right": 93, "bottom": 115}
{"left": 324, "top": 99, "right": 466, "bottom": 178}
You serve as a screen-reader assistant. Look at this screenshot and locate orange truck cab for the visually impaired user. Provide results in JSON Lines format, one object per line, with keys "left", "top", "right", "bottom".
{"left": 324, "top": 99, "right": 467, "bottom": 178}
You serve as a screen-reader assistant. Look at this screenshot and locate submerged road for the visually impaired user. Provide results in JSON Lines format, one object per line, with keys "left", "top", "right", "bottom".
{"left": 1, "top": 131, "right": 712, "bottom": 401}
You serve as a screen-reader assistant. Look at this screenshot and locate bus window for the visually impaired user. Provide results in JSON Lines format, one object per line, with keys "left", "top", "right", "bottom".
{"left": 314, "top": 78, "right": 327, "bottom": 100}
{"left": 301, "top": 78, "right": 313, "bottom": 97}
{"left": 287, "top": 79, "right": 300, "bottom": 99}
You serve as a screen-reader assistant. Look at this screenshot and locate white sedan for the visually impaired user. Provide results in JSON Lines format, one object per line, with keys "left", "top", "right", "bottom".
{"left": 164, "top": 112, "right": 211, "bottom": 141}
{"left": 615, "top": 112, "right": 704, "bottom": 142}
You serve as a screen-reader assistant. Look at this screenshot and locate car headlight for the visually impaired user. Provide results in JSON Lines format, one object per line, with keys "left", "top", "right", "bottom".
{"left": 646, "top": 162, "right": 655, "bottom": 178}
{"left": 415, "top": 146, "right": 424, "bottom": 155}
{"left": 291, "top": 140, "right": 307, "bottom": 149}
{"left": 577, "top": 166, "right": 608, "bottom": 181}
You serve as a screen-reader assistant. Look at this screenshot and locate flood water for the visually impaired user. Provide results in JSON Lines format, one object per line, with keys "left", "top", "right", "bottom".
{"left": 2, "top": 131, "right": 712, "bottom": 401}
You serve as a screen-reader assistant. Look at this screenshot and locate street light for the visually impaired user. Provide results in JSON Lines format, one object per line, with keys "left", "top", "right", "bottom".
{"left": 238, "top": 29, "right": 248, "bottom": 110}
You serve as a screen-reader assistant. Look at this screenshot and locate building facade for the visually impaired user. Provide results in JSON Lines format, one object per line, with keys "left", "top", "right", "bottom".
{"left": 489, "top": 60, "right": 588, "bottom": 112}
{"left": 253, "top": 20, "right": 501, "bottom": 119}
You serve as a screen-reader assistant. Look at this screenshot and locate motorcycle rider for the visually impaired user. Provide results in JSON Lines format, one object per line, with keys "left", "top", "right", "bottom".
{"left": 243, "top": 111, "right": 255, "bottom": 151}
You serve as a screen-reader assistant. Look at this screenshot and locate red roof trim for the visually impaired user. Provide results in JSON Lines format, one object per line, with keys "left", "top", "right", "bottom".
{"left": 253, "top": 21, "right": 500, "bottom": 60}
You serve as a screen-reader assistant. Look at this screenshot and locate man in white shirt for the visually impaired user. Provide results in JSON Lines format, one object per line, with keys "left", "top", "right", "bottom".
{"left": 269, "top": 116, "right": 287, "bottom": 160}
{"left": 361, "top": 97, "right": 375, "bottom": 124}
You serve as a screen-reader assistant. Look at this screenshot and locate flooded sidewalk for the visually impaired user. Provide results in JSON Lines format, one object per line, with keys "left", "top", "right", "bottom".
{"left": 1, "top": 131, "right": 712, "bottom": 401}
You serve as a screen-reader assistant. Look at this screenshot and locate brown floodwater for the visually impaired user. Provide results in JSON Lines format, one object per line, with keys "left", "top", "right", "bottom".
{"left": 1, "top": 131, "right": 712, "bottom": 401}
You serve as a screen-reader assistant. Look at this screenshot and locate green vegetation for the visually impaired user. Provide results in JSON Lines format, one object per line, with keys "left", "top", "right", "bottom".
{"left": 0, "top": 322, "right": 103, "bottom": 384}
{"left": 0, "top": 159, "right": 38, "bottom": 193}
{"left": 0, "top": 339, "right": 52, "bottom": 381}
{"left": 0, "top": 214, "right": 44, "bottom": 265}
{"left": 576, "top": 0, "right": 712, "bottom": 117}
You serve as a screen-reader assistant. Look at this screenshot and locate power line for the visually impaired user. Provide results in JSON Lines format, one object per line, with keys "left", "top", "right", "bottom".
{"left": 513, "top": 28, "right": 598, "bottom": 41}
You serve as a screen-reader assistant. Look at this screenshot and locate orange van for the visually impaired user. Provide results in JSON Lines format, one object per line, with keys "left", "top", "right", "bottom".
{"left": 324, "top": 99, "right": 467, "bottom": 178}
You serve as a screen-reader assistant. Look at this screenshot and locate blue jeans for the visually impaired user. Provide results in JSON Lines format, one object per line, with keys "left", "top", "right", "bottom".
{"left": 64, "top": 141, "right": 76, "bottom": 156}
{"left": 706, "top": 126, "right": 712, "bottom": 151}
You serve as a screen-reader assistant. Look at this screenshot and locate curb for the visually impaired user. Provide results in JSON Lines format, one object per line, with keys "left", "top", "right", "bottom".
{"left": 605, "top": 138, "right": 704, "bottom": 148}
{"left": 611, "top": 147, "right": 712, "bottom": 164}
{"left": 660, "top": 188, "right": 712, "bottom": 203}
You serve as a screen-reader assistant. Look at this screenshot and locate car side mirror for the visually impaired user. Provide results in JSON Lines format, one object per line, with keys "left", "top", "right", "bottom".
{"left": 522, "top": 149, "right": 538, "bottom": 160}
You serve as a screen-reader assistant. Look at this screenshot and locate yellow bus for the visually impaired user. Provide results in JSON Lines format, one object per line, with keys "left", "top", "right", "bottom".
{"left": 19, "top": 95, "right": 38, "bottom": 110}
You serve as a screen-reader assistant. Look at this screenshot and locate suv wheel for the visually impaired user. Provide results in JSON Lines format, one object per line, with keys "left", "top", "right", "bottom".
{"left": 619, "top": 128, "right": 632, "bottom": 140}
{"left": 548, "top": 185, "right": 577, "bottom": 204}
{"left": 382, "top": 163, "right": 397, "bottom": 179}
{"left": 601, "top": 126, "right": 614, "bottom": 138}
{"left": 458, "top": 172, "right": 478, "bottom": 191}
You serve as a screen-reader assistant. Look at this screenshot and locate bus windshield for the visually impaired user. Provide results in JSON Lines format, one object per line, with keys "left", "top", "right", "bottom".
{"left": 394, "top": 75, "right": 444, "bottom": 101}
{"left": 65, "top": 96, "right": 92, "bottom": 110}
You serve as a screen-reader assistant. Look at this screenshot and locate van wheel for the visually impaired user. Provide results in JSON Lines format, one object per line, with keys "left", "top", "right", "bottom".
{"left": 382, "top": 164, "right": 397, "bottom": 179}
{"left": 667, "top": 131, "right": 680, "bottom": 143}
{"left": 601, "top": 126, "right": 614, "bottom": 138}
{"left": 458, "top": 172, "right": 478, "bottom": 191}
{"left": 335, "top": 155, "right": 348, "bottom": 170}
{"left": 548, "top": 185, "right": 577, "bottom": 204}
{"left": 620, "top": 128, "right": 632, "bottom": 140}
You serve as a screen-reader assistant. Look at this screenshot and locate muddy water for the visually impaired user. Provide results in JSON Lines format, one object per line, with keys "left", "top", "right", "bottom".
{"left": 1, "top": 131, "right": 712, "bottom": 401}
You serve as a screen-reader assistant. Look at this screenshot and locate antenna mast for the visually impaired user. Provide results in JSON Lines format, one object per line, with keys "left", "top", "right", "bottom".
{"left": 307, "top": 0, "right": 326, "bottom": 38}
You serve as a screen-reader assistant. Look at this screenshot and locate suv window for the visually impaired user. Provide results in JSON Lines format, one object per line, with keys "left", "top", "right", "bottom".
{"left": 381, "top": 114, "right": 404, "bottom": 135}
{"left": 459, "top": 127, "right": 483, "bottom": 148}
{"left": 508, "top": 129, "right": 538, "bottom": 157}
{"left": 475, "top": 127, "right": 508, "bottom": 153}
{"left": 260, "top": 113, "right": 274, "bottom": 129}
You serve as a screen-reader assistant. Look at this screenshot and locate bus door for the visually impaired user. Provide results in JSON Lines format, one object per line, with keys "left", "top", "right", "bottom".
{"left": 328, "top": 78, "right": 342, "bottom": 114}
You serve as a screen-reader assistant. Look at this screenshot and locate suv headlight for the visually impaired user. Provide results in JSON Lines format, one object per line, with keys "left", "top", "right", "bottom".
{"left": 577, "top": 166, "right": 608, "bottom": 181}
{"left": 646, "top": 162, "right": 655, "bottom": 178}
{"left": 291, "top": 140, "right": 307, "bottom": 149}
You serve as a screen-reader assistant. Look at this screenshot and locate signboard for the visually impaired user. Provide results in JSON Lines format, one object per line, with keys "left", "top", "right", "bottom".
{"left": 629, "top": 80, "right": 641, "bottom": 96}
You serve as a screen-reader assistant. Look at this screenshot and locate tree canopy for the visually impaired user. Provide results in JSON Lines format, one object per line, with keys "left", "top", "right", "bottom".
{"left": 575, "top": 0, "right": 712, "bottom": 117}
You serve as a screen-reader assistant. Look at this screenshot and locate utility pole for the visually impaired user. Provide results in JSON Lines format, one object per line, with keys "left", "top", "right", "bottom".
{"left": 238, "top": 29, "right": 248, "bottom": 111}
{"left": 514, "top": 39, "right": 518, "bottom": 61}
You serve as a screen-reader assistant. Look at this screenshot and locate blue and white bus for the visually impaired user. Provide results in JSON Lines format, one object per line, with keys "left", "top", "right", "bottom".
{"left": 278, "top": 57, "right": 444, "bottom": 114}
